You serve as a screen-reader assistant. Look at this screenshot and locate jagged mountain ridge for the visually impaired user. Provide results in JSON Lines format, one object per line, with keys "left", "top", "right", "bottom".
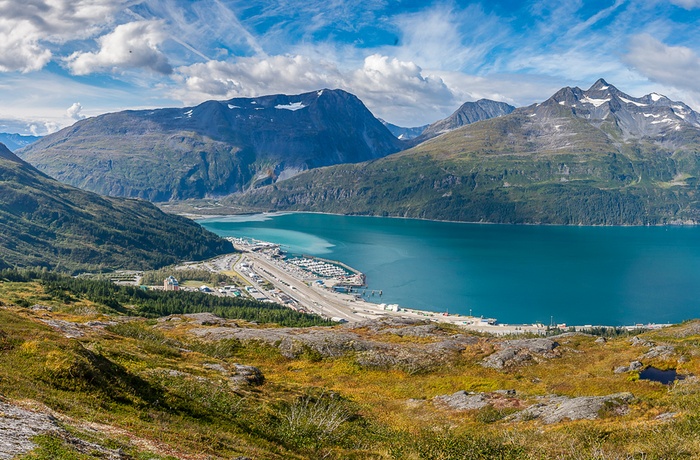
{"left": 534, "top": 78, "right": 700, "bottom": 139}
{"left": 416, "top": 99, "right": 516, "bottom": 142}
{"left": 0, "top": 143, "right": 232, "bottom": 272}
{"left": 227, "top": 80, "right": 700, "bottom": 225}
{"left": 18, "top": 89, "right": 404, "bottom": 201}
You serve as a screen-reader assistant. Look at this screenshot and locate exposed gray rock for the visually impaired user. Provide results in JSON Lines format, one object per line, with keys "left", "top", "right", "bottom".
{"left": 202, "top": 362, "right": 264, "bottom": 386}
{"left": 515, "top": 392, "right": 633, "bottom": 424}
{"left": 642, "top": 345, "right": 675, "bottom": 360}
{"left": 345, "top": 316, "right": 427, "bottom": 332}
{"left": 614, "top": 361, "right": 643, "bottom": 374}
{"left": 0, "top": 401, "right": 124, "bottom": 459}
{"left": 30, "top": 304, "right": 52, "bottom": 311}
{"left": 39, "top": 319, "right": 84, "bottom": 338}
{"left": 182, "top": 312, "right": 228, "bottom": 326}
{"left": 381, "top": 324, "right": 439, "bottom": 337}
{"left": 230, "top": 364, "right": 265, "bottom": 386}
{"left": 203, "top": 363, "right": 227, "bottom": 373}
{"left": 0, "top": 401, "right": 58, "bottom": 459}
{"left": 433, "top": 391, "right": 490, "bottom": 411}
{"left": 630, "top": 336, "right": 654, "bottom": 347}
{"left": 595, "top": 337, "right": 607, "bottom": 344}
{"left": 482, "top": 338, "right": 559, "bottom": 369}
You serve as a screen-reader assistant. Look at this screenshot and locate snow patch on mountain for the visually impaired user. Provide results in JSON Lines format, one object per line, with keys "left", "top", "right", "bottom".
{"left": 581, "top": 97, "right": 610, "bottom": 107}
{"left": 275, "top": 102, "right": 307, "bottom": 111}
{"left": 619, "top": 97, "right": 647, "bottom": 107}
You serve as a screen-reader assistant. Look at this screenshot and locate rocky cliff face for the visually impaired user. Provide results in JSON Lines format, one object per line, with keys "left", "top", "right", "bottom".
{"left": 533, "top": 78, "right": 700, "bottom": 140}
{"left": 18, "top": 89, "right": 404, "bottom": 201}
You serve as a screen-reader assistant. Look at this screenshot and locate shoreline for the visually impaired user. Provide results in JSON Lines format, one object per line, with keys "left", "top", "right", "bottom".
{"left": 192, "top": 241, "right": 673, "bottom": 335}
{"left": 177, "top": 206, "right": 700, "bottom": 228}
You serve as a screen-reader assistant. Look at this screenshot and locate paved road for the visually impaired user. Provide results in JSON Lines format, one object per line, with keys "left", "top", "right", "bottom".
{"left": 241, "top": 252, "right": 364, "bottom": 322}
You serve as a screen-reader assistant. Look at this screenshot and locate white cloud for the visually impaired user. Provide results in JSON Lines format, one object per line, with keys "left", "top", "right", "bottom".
{"left": 66, "top": 20, "right": 172, "bottom": 75}
{"left": 623, "top": 34, "right": 700, "bottom": 92}
{"left": 391, "top": 3, "right": 507, "bottom": 73}
{"left": 669, "top": 0, "right": 700, "bottom": 9}
{"left": 173, "top": 54, "right": 343, "bottom": 101}
{"left": 0, "top": 0, "right": 130, "bottom": 72}
{"left": 66, "top": 102, "right": 86, "bottom": 121}
{"left": 173, "top": 53, "right": 457, "bottom": 125}
{"left": 350, "top": 55, "right": 455, "bottom": 118}
{"left": 0, "top": 20, "right": 52, "bottom": 72}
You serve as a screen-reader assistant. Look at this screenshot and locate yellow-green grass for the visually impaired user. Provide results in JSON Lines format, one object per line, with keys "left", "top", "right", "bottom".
{"left": 2, "top": 279, "right": 700, "bottom": 459}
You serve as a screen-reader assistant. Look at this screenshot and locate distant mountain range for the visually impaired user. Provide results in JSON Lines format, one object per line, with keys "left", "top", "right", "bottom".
{"left": 0, "top": 143, "right": 231, "bottom": 272}
{"left": 0, "top": 133, "right": 41, "bottom": 151}
{"left": 415, "top": 99, "right": 515, "bottom": 142}
{"left": 379, "top": 120, "right": 428, "bottom": 140}
{"left": 228, "top": 79, "right": 700, "bottom": 225}
{"left": 18, "top": 89, "right": 405, "bottom": 201}
{"left": 18, "top": 79, "right": 700, "bottom": 225}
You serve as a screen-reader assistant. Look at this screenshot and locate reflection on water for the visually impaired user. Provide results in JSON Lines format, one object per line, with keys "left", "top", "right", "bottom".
{"left": 639, "top": 367, "right": 682, "bottom": 385}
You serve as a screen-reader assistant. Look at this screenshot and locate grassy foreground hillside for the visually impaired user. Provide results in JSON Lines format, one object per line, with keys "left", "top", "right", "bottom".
{"left": 2, "top": 270, "right": 700, "bottom": 459}
{"left": 0, "top": 145, "right": 232, "bottom": 273}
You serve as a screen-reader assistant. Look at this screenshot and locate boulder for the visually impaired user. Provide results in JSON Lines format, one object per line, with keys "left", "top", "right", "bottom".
{"left": 230, "top": 364, "right": 265, "bottom": 386}
{"left": 614, "top": 360, "right": 643, "bottom": 374}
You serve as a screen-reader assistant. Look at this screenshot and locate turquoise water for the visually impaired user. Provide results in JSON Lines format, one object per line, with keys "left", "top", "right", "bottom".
{"left": 199, "top": 213, "right": 700, "bottom": 326}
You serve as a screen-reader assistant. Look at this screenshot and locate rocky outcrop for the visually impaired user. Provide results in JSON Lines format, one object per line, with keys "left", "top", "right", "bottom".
{"left": 230, "top": 364, "right": 265, "bottom": 386}
{"left": 434, "top": 391, "right": 491, "bottom": 411}
{"left": 192, "top": 317, "right": 478, "bottom": 372}
{"left": 433, "top": 390, "right": 520, "bottom": 411}
{"left": 614, "top": 361, "right": 643, "bottom": 374}
{"left": 482, "top": 338, "right": 559, "bottom": 369}
{"left": 203, "top": 362, "right": 265, "bottom": 386}
{"left": 514, "top": 393, "right": 634, "bottom": 424}
{"left": 642, "top": 345, "right": 675, "bottom": 360}
{"left": 0, "top": 401, "right": 123, "bottom": 459}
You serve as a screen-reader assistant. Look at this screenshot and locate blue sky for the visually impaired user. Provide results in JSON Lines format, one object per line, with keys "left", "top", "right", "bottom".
{"left": 2, "top": 0, "right": 700, "bottom": 135}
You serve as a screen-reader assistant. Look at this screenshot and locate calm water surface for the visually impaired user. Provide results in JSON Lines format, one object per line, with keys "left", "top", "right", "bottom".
{"left": 199, "top": 213, "right": 700, "bottom": 326}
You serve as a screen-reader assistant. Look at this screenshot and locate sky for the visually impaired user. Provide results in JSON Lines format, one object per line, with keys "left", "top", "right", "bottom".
{"left": 2, "top": 0, "right": 700, "bottom": 135}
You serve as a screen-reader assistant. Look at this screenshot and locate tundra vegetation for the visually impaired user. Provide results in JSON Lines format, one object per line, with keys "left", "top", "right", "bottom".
{"left": 1, "top": 269, "right": 700, "bottom": 459}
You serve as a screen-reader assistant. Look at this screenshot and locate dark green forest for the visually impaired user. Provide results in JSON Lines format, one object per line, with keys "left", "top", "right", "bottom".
{"left": 1, "top": 270, "right": 330, "bottom": 327}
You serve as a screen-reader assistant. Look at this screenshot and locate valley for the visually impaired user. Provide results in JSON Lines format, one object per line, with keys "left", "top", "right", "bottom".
{"left": 4, "top": 76, "right": 700, "bottom": 460}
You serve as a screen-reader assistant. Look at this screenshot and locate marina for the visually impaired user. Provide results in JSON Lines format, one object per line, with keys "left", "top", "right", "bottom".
{"left": 200, "top": 213, "right": 700, "bottom": 327}
{"left": 176, "top": 235, "right": 671, "bottom": 335}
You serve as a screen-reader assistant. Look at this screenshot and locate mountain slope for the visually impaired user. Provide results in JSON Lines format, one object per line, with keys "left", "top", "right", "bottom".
{"left": 18, "top": 89, "right": 404, "bottom": 201}
{"left": 0, "top": 132, "right": 41, "bottom": 151}
{"left": 227, "top": 80, "right": 700, "bottom": 225}
{"left": 380, "top": 119, "right": 428, "bottom": 140}
{"left": 0, "top": 143, "right": 232, "bottom": 272}
{"left": 415, "top": 99, "right": 515, "bottom": 142}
